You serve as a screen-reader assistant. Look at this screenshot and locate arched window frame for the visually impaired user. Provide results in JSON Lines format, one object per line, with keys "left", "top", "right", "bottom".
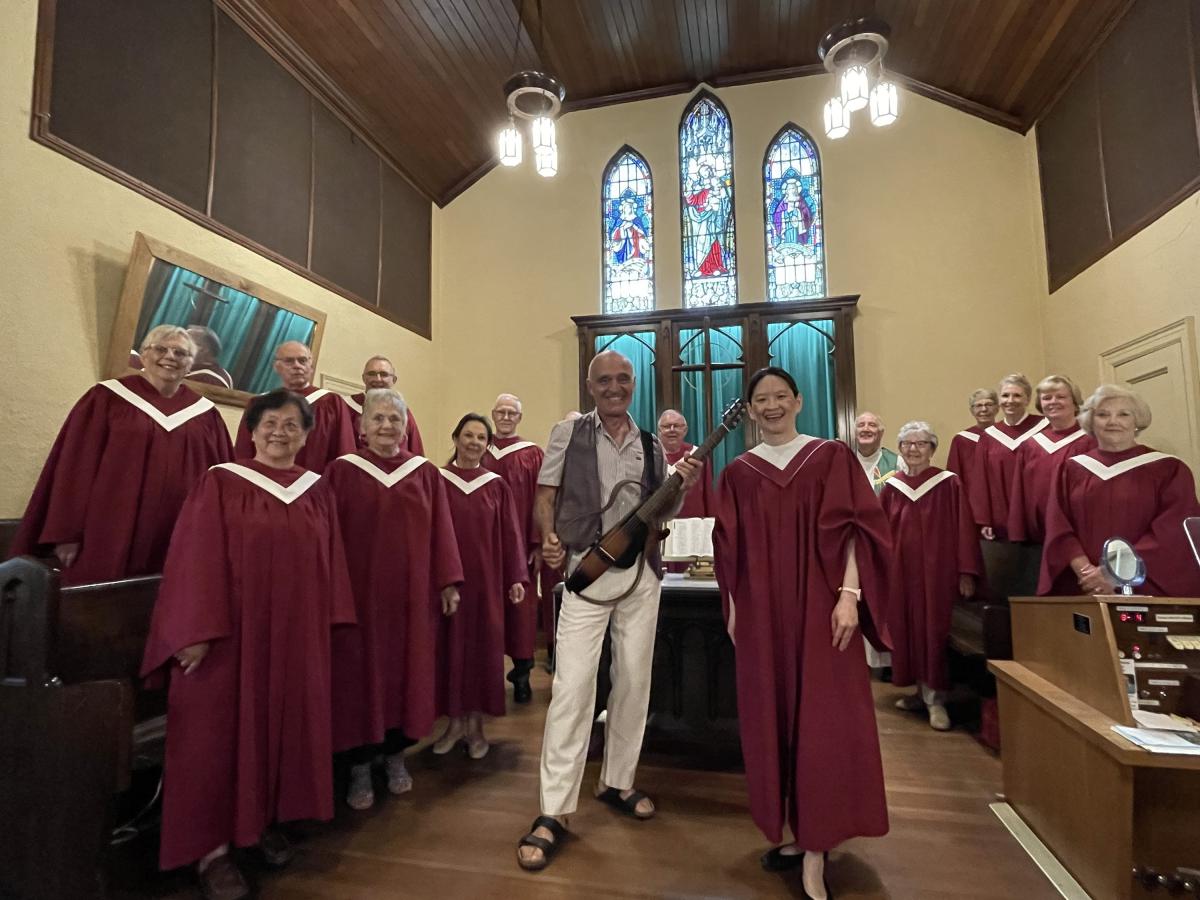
{"left": 600, "top": 145, "right": 655, "bottom": 314}
{"left": 679, "top": 89, "right": 737, "bottom": 309}
{"left": 762, "top": 123, "right": 827, "bottom": 302}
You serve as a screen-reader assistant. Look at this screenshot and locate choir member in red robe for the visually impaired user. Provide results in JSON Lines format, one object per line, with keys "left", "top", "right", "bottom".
{"left": 343, "top": 355, "right": 425, "bottom": 454}
{"left": 1007, "top": 375, "right": 1096, "bottom": 543}
{"left": 658, "top": 409, "right": 713, "bottom": 573}
{"left": 184, "top": 325, "right": 234, "bottom": 390}
{"left": 1039, "top": 385, "right": 1200, "bottom": 597}
{"left": 713, "top": 367, "right": 891, "bottom": 898}
{"left": 969, "top": 373, "right": 1047, "bottom": 540}
{"left": 882, "top": 422, "right": 981, "bottom": 731}
{"left": 10, "top": 325, "right": 232, "bottom": 585}
{"left": 945, "top": 388, "right": 998, "bottom": 498}
{"left": 140, "top": 389, "right": 355, "bottom": 900}
{"left": 232, "top": 340, "right": 356, "bottom": 473}
{"left": 434, "top": 414, "right": 527, "bottom": 759}
{"left": 325, "top": 389, "right": 464, "bottom": 810}
{"left": 481, "top": 393, "right": 541, "bottom": 703}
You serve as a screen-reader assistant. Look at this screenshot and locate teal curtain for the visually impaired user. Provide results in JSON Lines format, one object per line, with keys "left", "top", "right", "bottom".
{"left": 594, "top": 332, "right": 656, "bottom": 433}
{"left": 766, "top": 319, "right": 837, "bottom": 438}
{"left": 678, "top": 326, "right": 745, "bottom": 482}
{"left": 138, "top": 266, "right": 209, "bottom": 344}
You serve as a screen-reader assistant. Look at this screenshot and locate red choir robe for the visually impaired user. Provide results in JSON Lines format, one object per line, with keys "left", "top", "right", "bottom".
{"left": 945, "top": 425, "right": 983, "bottom": 489}
{"left": 140, "top": 461, "right": 356, "bottom": 870}
{"left": 10, "top": 375, "right": 233, "bottom": 585}
{"left": 325, "top": 450, "right": 464, "bottom": 749}
{"left": 1038, "top": 446, "right": 1200, "bottom": 597}
{"left": 713, "top": 436, "right": 892, "bottom": 848}
{"left": 664, "top": 443, "right": 714, "bottom": 574}
{"left": 436, "top": 465, "right": 527, "bottom": 717}
{"left": 345, "top": 392, "right": 425, "bottom": 455}
{"left": 186, "top": 367, "right": 234, "bottom": 390}
{"left": 881, "top": 468, "right": 982, "bottom": 691}
{"left": 968, "top": 415, "right": 1048, "bottom": 536}
{"left": 482, "top": 436, "right": 541, "bottom": 659}
{"left": 233, "top": 385, "right": 356, "bottom": 473}
{"left": 1006, "top": 425, "right": 1096, "bottom": 543}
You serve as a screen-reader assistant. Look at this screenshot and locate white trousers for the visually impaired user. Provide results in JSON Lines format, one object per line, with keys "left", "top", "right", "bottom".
{"left": 538, "top": 561, "right": 661, "bottom": 816}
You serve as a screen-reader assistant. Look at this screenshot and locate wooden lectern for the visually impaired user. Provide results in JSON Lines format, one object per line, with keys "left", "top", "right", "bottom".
{"left": 990, "top": 597, "right": 1200, "bottom": 900}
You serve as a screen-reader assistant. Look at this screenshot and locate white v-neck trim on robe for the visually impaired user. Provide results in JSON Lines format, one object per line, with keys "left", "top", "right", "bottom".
{"left": 342, "top": 394, "right": 363, "bottom": 414}
{"left": 886, "top": 470, "right": 956, "bottom": 502}
{"left": 336, "top": 453, "right": 427, "bottom": 487}
{"left": 1031, "top": 429, "right": 1089, "bottom": 454}
{"left": 1071, "top": 451, "right": 1173, "bottom": 481}
{"left": 211, "top": 463, "right": 321, "bottom": 504}
{"left": 100, "top": 379, "right": 214, "bottom": 432}
{"left": 303, "top": 388, "right": 333, "bottom": 406}
{"left": 747, "top": 434, "right": 817, "bottom": 470}
{"left": 487, "top": 441, "right": 537, "bottom": 460}
{"left": 440, "top": 468, "right": 501, "bottom": 494}
{"left": 955, "top": 430, "right": 981, "bottom": 443}
{"left": 984, "top": 417, "right": 1049, "bottom": 451}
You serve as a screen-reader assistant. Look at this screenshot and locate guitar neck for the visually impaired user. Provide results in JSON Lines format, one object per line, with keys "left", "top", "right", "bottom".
{"left": 636, "top": 420, "right": 733, "bottom": 523}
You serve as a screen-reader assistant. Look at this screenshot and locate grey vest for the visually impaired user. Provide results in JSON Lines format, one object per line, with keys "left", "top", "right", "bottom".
{"left": 555, "top": 416, "right": 664, "bottom": 572}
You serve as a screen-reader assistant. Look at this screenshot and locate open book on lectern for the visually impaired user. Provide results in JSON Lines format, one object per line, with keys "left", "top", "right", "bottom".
{"left": 663, "top": 517, "right": 715, "bottom": 561}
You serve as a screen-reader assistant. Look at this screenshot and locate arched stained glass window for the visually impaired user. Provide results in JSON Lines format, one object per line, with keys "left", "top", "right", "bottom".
{"left": 679, "top": 91, "right": 736, "bottom": 308}
{"left": 601, "top": 147, "right": 655, "bottom": 314}
{"left": 763, "top": 124, "right": 825, "bottom": 301}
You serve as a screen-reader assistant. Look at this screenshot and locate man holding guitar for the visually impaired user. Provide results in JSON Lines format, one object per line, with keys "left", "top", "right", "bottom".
{"left": 516, "top": 350, "right": 703, "bottom": 871}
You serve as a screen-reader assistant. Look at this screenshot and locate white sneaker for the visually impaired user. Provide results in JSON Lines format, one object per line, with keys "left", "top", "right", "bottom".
{"left": 346, "top": 763, "right": 375, "bottom": 810}
{"left": 385, "top": 753, "right": 413, "bottom": 795}
{"left": 928, "top": 704, "right": 951, "bottom": 731}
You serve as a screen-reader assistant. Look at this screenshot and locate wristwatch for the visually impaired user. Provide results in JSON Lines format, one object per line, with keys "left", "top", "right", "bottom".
{"left": 837, "top": 586, "right": 862, "bottom": 601}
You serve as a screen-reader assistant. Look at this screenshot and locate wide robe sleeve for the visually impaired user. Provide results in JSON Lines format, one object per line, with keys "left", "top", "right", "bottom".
{"left": 405, "top": 412, "right": 425, "bottom": 456}
{"left": 954, "top": 478, "right": 984, "bottom": 577}
{"left": 319, "top": 481, "right": 358, "bottom": 627}
{"left": 430, "top": 468, "right": 465, "bottom": 589}
{"left": 1130, "top": 461, "right": 1200, "bottom": 596}
{"left": 497, "top": 479, "right": 531, "bottom": 588}
{"left": 1038, "top": 463, "right": 1089, "bottom": 595}
{"left": 1005, "top": 442, "right": 1035, "bottom": 542}
{"left": 713, "top": 465, "right": 739, "bottom": 631}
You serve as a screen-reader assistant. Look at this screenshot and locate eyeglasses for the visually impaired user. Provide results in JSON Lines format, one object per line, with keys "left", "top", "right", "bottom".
{"left": 363, "top": 370, "right": 394, "bottom": 379}
{"left": 144, "top": 344, "right": 194, "bottom": 360}
{"left": 493, "top": 410, "right": 521, "bottom": 419}
{"left": 275, "top": 356, "right": 312, "bottom": 366}
{"left": 899, "top": 440, "right": 932, "bottom": 450}
{"left": 259, "top": 420, "right": 304, "bottom": 434}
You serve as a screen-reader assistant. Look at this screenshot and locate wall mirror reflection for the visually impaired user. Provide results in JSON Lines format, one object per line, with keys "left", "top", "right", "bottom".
{"left": 106, "top": 233, "right": 326, "bottom": 405}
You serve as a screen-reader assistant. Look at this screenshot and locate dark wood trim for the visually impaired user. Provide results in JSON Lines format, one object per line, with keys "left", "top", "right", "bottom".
{"left": 679, "top": 88, "right": 738, "bottom": 308}
{"left": 28, "top": 0, "right": 56, "bottom": 138}
{"left": 760, "top": 123, "right": 825, "bottom": 303}
{"left": 306, "top": 95, "right": 315, "bottom": 269}
{"left": 1093, "top": 61, "right": 1114, "bottom": 243}
{"left": 892, "top": 75, "right": 1024, "bottom": 133}
{"left": 600, "top": 144, "right": 655, "bottom": 314}
{"left": 375, "top": 156, "right": 384, "bottom": 306}
{"left": 571, "top": 295, "right": 860, "bottom": 328}
{"left": 562, "top": 80, "right": 698, "bottom": 114}
{"left": 205, "top": 2, "right": 219, "bottom": 217}
{"left": 710, "top": 63, "right": 825, "bottom": 89}
{"left": 439, "top": 156, "right": 499, "bottom": 207}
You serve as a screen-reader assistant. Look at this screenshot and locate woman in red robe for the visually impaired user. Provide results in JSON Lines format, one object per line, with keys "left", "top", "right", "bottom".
{"left": 434, "top": 414, "right": 527, "bottom": 759}
{"left": 969, "top": 373, "right": 1047, "bottom": 540}
{"left": 945, "top": 388, "right": 997, "bottom": 498}
{"left": 713, "top": 368, "right": 891, "bottom": 899}
{"left": 1039, "top": 384, "right": 1200, "bottom": 597}
{"left": 882, "top": 422, "right": 981, "bottom": 731}
{"left": 10, "top": 325, "right": 233, "bottom": 585}
{"left": 1007, "top": 375, "right": 1096, "bottom": 543}
{"left": 324, "top": 389, "right": 464, "bottom": 811}
{"left": 140, "top": 389, "right": 355, "bottom": 899}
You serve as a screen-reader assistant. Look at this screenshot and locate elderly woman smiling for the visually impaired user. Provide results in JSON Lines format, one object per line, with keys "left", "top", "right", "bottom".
{"left": 324, "top": 389, "right": 464, "bottom": 810}
{"left": 141, "top": 389, "right": 356, "bottom": 899}
{"left": 880, "top": 422, "right": 981, "bottom": 731}
{"left": 1039, "top": 384, "right": 1200, "bottom": 597}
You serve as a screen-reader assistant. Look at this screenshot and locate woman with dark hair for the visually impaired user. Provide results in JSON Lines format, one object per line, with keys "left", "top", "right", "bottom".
{"left": 433, "top": 413, "right": 527, "bottom": 759}
{"left": 141, "top": 389, "right": 355, "bottom": 900}
{"left": 713, "top": 367, "right": 891, "bottom": 898}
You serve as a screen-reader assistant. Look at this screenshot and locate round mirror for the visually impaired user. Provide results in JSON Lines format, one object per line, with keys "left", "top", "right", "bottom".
{"left": 1101, "top": 537, "right": 1146, "bottom": 595}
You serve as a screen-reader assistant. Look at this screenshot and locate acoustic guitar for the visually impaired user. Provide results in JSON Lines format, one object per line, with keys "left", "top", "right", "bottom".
{"left": 563, "top": 397, "right": 747, "bottom": 594}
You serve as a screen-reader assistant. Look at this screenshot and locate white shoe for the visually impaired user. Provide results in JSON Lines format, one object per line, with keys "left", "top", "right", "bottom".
{"left": 895, "top": 692, "right": 924, "bottom": 712}
{"left": 432, "top": 723, "right": 464, "bottom": 755}
{"left": 385, "top": 753, "right": 413, "bottom": 795}
{"left": 346, "top": 764, "right": 374, "bottom": 810}
{"left": 928, "top": 704, "right": 952, "bottom": 731}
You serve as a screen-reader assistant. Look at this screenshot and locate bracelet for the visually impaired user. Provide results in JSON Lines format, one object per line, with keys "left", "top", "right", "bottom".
{"left": 837, "top": 586, "right": 862, "bottom": 601}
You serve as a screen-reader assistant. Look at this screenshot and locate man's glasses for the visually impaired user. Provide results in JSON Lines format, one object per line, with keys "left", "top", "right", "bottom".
{"left": 276, "top": 356, "right": 312, "bottom": 366}
{"left": 899, "top": 440, "right": 932, "bottom": 450}
{"left": 145, "top": 344, "right": 193, "bottom": 360}
{"left": 363, "top": 370, "right": 394, "bottom": 379}
{"left": 493, "top": 410, "right": 521, "bottom": 419}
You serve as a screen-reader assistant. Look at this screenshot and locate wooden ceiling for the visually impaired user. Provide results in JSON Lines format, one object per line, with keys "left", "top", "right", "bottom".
{"left": 228, "top": 0, "right": 1133, "bottom": 205}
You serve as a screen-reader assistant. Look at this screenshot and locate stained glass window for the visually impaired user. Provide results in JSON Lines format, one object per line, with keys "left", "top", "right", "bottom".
{"left": 601, "top": 147, "right": 654, "bottom": 314}
{"left": 680, "top": 91, "right": 736, "bottom": 308}
{"left": 763, "top": 125, "right": 825, "bottom": 301}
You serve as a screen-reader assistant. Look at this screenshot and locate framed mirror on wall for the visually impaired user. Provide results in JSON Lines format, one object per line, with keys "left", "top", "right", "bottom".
{"left": 106, "top": 233, "right": 327, "bottom": 406}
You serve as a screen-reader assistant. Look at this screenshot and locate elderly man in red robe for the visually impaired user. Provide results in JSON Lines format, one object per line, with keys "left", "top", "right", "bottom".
{"left": 882, "top": 421, "right": 981, "bottom": 732}
{"left": 945, "top": 388, "right": 998, "bottom": 497}
{"left": 713, "top": 366, "right": 891, "bottom": 899}
{"left": 10, "top": 325, "right": 232, "bottom": 584}
{"left": 343, "top": 355, "right": 424, "bottom": 454}
{"left": 325, "top": 388, "right": 463, "bottom": 810}
{"left": 233, "top": 341, "right": 355, "bottom": 473}
{"left": 141, "top": 389, "right": 356, "bottom": 900}
{"left": 481, "top": 392, "right": 542, "bottom": 703}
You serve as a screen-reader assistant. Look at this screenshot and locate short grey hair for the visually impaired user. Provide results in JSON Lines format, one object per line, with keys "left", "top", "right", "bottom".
{"left": 493, "top": 392, "right": 522, "bottom": 412}
{"left": 998, "top": 372, "right": 1033, "bottom": 398}
{"left": 362, "top": 388, "right": 408, "bottom": 426}
{"left": 897, "top": 420, "right": 939, "bottom": 450}
{"left": 1077, "top": 384, "right": 1152, "bottom": 435}
{"left": 140, "top": 324, "right": 196, "bottom": 357}
{"left": 968, "top": 388, "right": 998, "bottom": 411}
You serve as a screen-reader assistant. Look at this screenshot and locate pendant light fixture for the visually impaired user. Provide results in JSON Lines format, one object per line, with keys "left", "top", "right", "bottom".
{"left": 496, "top": 0, "right": 566, "bottom": 176}
{"left": 818, "top": 17, "right": 901, "bottom": 139}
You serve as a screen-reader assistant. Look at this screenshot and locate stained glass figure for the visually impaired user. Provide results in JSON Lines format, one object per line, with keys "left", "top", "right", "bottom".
{"left": 680, "top": 92, "right": 736, "bottom": 308}
{"left": 764, "top": 125, "right": 825, "bottom": 301}
{"left": 601, "top": 148, "right": 654, "bottom": 314}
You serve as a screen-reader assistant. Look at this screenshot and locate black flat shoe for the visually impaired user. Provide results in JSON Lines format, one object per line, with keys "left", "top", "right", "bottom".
{"left": 512, "top": 677, "right": 532, "bottom": 703}
{"left": 760, "top": 846, "right": 804, "bottom": 872}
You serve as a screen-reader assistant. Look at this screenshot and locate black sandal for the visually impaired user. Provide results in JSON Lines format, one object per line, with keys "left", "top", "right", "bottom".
{"left": 595, "top": 787, "right": 655, "bottom": 820}
{"left": 516, "top": 815, "right": 567, "bottom": 871}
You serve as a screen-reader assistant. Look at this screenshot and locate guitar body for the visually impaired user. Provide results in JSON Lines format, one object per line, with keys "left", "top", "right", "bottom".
{"left": 563, "top": 512, "right": 653, "bottom": 594}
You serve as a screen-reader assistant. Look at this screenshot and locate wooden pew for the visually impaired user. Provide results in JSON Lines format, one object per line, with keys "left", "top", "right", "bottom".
{"left": 0, "top": 556, "right": 162, "bottom": 900}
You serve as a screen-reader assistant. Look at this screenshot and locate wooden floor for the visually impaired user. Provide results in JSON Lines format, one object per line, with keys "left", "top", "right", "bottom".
{"left": 114, "top": 665, "right": 1059, "bottom": 900}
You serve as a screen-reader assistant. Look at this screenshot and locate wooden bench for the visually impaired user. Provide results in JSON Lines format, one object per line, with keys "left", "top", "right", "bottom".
{"left": 0, "top": 556, "right": 162, "bottom": 900}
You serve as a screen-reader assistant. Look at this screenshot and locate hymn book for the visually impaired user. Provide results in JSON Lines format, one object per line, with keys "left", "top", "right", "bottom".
{"left": 663, "top": 517, "right": 716, "bottom": 561}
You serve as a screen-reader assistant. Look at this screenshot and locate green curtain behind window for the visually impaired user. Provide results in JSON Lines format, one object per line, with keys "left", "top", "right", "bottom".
{"left": 766, "top": 319, "right": 837, "bottom": 439}
{"left": 594, "top": 332, "right": 656, "bottom": 434}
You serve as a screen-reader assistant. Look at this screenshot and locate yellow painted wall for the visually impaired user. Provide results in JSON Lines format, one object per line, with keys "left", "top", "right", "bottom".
{"left": 432, "top": 77, "right": 1048, "bottom": 457}
{"left": 0, "top": 0, "right": 435, "bottom": 517}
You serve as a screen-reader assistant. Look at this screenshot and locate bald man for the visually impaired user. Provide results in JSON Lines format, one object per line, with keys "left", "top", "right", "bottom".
{"left": 344, "top": 355, "right": 424, "bottom": 454}
{"left": 481, "top": 392, "right": 542, "bottom": 703}
{"left": 233, "top": 341, "right": 356, "bottom": 473}
{"left": 854, "top": 411, "right": 904, "bottom": 495}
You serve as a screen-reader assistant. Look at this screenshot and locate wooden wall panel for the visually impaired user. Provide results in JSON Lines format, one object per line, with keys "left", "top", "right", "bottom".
{"left": 311, "top": 106, "right": 381, "bottom": 305}
{"left": 211, "top": 11, "right": 312, "bottom": 264}
{"left": 380, "top": 166, "right": 432, "bottom": 337}
{"left": 1098, "top": 0, "right": 1200, "bottom": 238}
{"left": 1037, "top": 59, "right": 1111, "bottom": 290}
{"left": 48, "top": 0, "right": 213, "bottom": 211}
